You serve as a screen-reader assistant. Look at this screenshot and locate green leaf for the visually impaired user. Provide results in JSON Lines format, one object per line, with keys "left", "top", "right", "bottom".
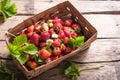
{"left": 62, "top": 61, "right": 104, "bottom": 80}
{"left": 16, "top": 54, "right": 27, "bottom": 64}
{"left": 19, "top": 44, "right": 38, "bottom": 55}
{"left": 0, "top": 61, "right": 14, "bottom": 80}
{"left": 7, "top": 44, "right": 21, "bottom": 58}
{"left": 13, "top": 35, "right": 27, "bottom": 46}
{"left": 68, "top": 36, "right": 85, "bottom": 49}
{"left": 62, "top": 62, "right": 80, "bottom": 80}
{"left": 0, "top": 0, "right": 17, "bottom": 21}
{"left": 7, "top": 35, "right": 38, "bottom": 64}
{"left": 35, "top": 54, "right": 44, "bottom": 65}
{"left": 3, "top": 0, "right": 14, "bottom": 9}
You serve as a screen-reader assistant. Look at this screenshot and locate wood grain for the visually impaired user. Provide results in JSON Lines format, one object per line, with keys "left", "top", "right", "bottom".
{"left": 12, "top": 0, "right": 120, "bottom": 15}
{"left": 3, "top": 60, "right": 118, "bottom": 80}
{"left": 69, "top": 39, "right": 120, "bottom": 62}
{"left": 0, "top": 15, "right": 120, "bottom": 40}
{"left": 1, "top": 39, "right": 120, "bottom": 61}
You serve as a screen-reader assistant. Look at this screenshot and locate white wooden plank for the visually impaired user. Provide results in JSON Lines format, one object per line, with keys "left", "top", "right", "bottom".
{"left": 12, "top": 0, "right": 120, "bottom": 14}
{"left": 0, "top": 15, "right": 120, "bottom": 40}
{"left": 69, "top": 39, "right": 120, "bottom": 62}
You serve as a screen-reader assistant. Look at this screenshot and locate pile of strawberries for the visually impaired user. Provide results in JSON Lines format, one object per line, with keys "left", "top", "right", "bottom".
{"left": 19, "top": 16, "right": 82, "bottom": 69}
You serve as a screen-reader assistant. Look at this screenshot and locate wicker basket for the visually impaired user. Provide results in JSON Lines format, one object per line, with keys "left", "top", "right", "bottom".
{"left": 5, "top": 1, "right": 97, "bottom": 79}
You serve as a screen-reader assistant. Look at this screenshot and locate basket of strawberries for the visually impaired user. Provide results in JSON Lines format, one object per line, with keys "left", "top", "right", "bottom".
{"left": 5, "top": 1, "right": 97, "bottom": 79}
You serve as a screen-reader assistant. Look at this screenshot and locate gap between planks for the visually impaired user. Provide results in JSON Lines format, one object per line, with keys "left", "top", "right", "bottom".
{"left": 0, "top": 14, "right": 120, "bottom": 40}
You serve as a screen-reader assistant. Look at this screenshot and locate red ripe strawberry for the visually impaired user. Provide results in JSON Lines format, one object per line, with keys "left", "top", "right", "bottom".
{"left": 27, "top": 61, "right": 38, "bottom": 69}
{"left": 39, "top": 42, "right": 46, "bottom": 48}
{"left": 41, "top": 31, "right": 50, "bottom": 41}
{"left": 52, "top": 47, "right": 61, "bottom": 56}
{"left": 64, "top": 37, "right": 69, "bottom": 44}
{"left": 27, "top": 25, "right": 34, "bottom": 33}
{"left": 65, "top": 47, "right": 73, "bottom": 54}
{"left": 34, "top": 24, "right": 41, "bottom": 32}
{"left": 20, "top": 30, "right": 25, "bottom": 35}
{"left": 54, "top": 22, "right": 63, "bottom": 33}
{"left": 41, "top": 23, "right": 49, "bottom": 31}
{"left": 53, "top": 16, "right": 63, "bottom": 24}
{"left": 27, "top": 32, "right": 33, "bottom": 38}
{"left": 39, "top": 49, "right": 51, "bottom": 59}
{"left": 64, "top": 19, "right": 72, "bottom": 26}
{"left": 31, "top": 33, "right": 40, "bottom": 46}
{"left": 71, "top": 32, "right": 78, "bottom": 39}
{"left": 62, "top": 26, "right": 69, "bottom": 31}
{"left": 64, "top": 30, "right": 71, "bottom": 37}
{"left": 48, "top": 28, "right": 55, "bottom": 35}
{"left": 71, "top": 24, "right": 81, "bottom": 33}
{"left": 52, "top": 39, "right": 61, "bottom": 47}
{"left": 60, "top": 44, "right": 66, "bottom": 51}
{"left": 58, "top": 30, "right": 66, "bottom": 39}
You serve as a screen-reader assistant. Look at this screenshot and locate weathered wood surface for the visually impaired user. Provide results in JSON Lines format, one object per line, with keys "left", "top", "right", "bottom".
{"left": 0, "top": 0, "right": 120, "bottom": 80}
{"left": 13, "top": 0, "right": 120, "bottom": 15}
{"left": 0, "top": 15, "right": 120, "bottom": 40}
{"left": 1, "top": 39, "right": 120, "bottom": 62}
{"left": 3, "top": 60, "right": 118, "bottom": 80}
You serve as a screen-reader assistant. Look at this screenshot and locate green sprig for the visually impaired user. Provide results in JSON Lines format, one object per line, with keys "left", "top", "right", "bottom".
{"left": 7, "top": 35, "right": 38, "bottom": 64}
{"left": 0, "top": 0, "right": 17, "bottom": 21}
{"left": 68, "top": 36, "right": 85, "bottom": 49}
{"left": 62, "top": 61, "right": 104, "bottom": 80}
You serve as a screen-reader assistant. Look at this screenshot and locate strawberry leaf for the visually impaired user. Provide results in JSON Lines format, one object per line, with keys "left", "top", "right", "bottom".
{"left": 0, "top": 0, "right": 17, "bottom": 21}
{"left": 16, "top": 54, "right": 27, "bottom": 64}
{"left": 68, "top": 36, "right": 84, "bottom": 49}
{"left": 7, "top": 35, "right": 38, "bottom": 64}
{"left": 19, "top": 44, "right": 38, "bottom": 55}
{"left": 62, "top": 62, "right": 80, "bottom": 80}
{"left": 7, "top": 44, "right": 21, "bottom": 58}
{"left": 13, "top": 35, "right": 27, "bottom": 46}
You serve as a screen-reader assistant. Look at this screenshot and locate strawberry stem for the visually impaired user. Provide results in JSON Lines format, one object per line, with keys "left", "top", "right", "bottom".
{"left": 79, "top": 65, "right": 104, "bottom": 72}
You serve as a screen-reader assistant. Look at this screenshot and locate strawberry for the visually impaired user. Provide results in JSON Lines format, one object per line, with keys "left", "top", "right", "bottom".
{"left": 41, "top": 31, "right": 50, "bottom": 41}
{"left": 58, "top": 30, "right": 66, "bottom": 39}
{"left": 52, "top": 47, "right": 61, "bottom": 56}
{"left": 48, "top": 20, "right": 54, "bottom": 28}
{"left": 31, "top": 33, "right": 40, "bottom": 46}
{"left": 41, "top": 23, "right": 49, "bottom": 31}
{"left": 71, "top": 32, "right": 78, "bottom": 39}
{"left": 27, "top": 61, "right": 38, "bottom": 69}
{"left": 64, "top": 37, "right": 69, "bottom": 44}
{"left": 54, "top": 22, "right": 63, "bottom": 33}
{"left": 20, "top": 30, "right": 25, "bottom": 35}
{"left": 27, "top": 25, "right": 34, "bottom": 33}
{"left": 53, "top": 16, "right": 63, "bottom": 24}
{"left": 60, "top": 44, "right": 66, "bottom": 51}
{"left": 64, "top": 30, "right": 71, "bottom": 37}
{"left": 39, "top": 49, "right": 51, "bottom": 59}
{"left": 34, "top": 24, "right": 41, "bottom": 32}
{"left": 48, "top": 28, "right": 55, "bottom": 35}
{"left": 27, "top": 32, "right": 33, "bottom": 38}
{"left": 71, "top": 24, "right": 81, "bottom": 33}
{"left": 52, "top": 39, "right": 61, "bottom": 47}
{"left": 64, "top": 19, "right": 72, "bottom": 26}
{"left": 39, "top": 42, "right": 46, "bottom": 48}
